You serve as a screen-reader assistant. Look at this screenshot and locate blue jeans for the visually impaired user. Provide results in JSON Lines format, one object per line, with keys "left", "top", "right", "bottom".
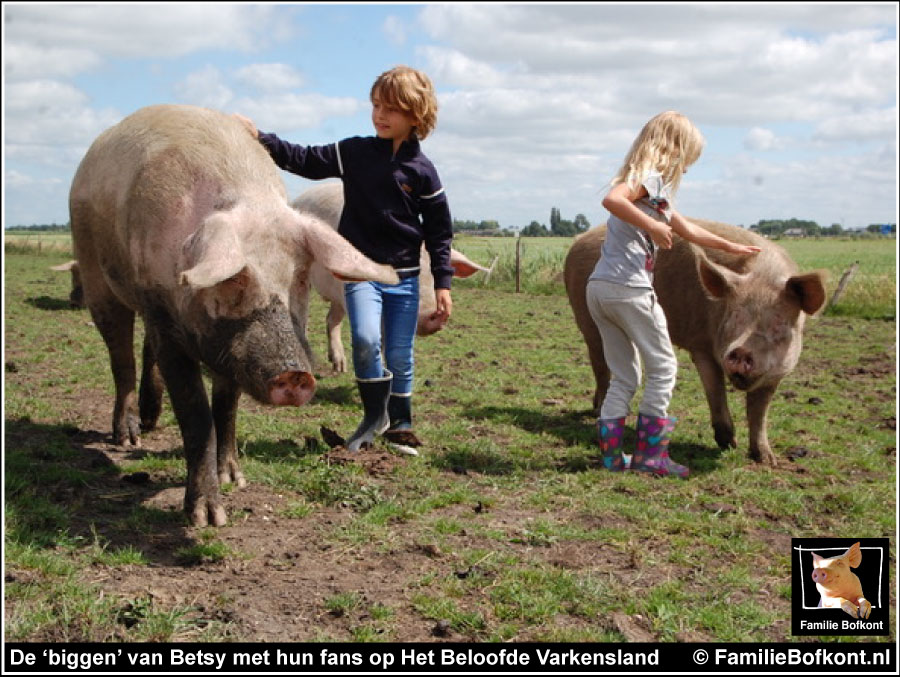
{"left": 344, "top": 276, "right": 419, "bottom": 396}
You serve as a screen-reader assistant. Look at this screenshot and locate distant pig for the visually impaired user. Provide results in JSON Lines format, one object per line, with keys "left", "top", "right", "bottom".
{"left": 70, "top": 104, "right": 398, "bottom": 526}
{"left": 50, "top": 259, "right": 84, "bottom": 308}
{"left": 564, "top": 221, "right": 826, "bottom": 466}
{"left": 292, "top": 182, "right": 494, "bottom": 372}
{"left": 812, "top": 542, "right": 872, "bottom": 618}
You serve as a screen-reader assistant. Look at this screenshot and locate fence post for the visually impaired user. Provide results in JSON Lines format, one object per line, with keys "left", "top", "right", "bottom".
{"left": 826, "top": 261, "right": 859, "bottom": 312}
{"left": 515, "top": 235, "right": 521, "bottom": 293}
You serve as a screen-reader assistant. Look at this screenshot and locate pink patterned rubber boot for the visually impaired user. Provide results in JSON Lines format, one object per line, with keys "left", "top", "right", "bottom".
{"left": 598, "top": 417, "right": 628, "bottom": 471}
{"left": 631, "top": 414, "right": 689, "bottom": 478}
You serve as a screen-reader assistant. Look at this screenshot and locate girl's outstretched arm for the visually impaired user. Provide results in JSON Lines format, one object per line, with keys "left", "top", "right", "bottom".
{"left": 669, "top": 211, "right": 762, "bottom": 256}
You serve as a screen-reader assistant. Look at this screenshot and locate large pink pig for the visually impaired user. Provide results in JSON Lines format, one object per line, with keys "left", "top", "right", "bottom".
{"left": 70, "top": 105, "right": 398, "bottom": 526}
{"left": 292, "top": 182, "right": 494, "bottom": 372}
{"left": 564, "top": 221, "right": 826, "bottom": 466}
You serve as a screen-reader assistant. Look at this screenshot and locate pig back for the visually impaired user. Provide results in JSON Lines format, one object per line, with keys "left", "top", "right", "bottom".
{"left": 70, "top": 105, "right": 288, "bottom": 301}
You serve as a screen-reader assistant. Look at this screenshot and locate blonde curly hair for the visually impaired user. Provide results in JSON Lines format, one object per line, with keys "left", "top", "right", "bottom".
{"left": 611, "top": 111, "right": 705, "bottom": 195}
{"left": 370, "top": 65, "right": 439, "bottom": 140}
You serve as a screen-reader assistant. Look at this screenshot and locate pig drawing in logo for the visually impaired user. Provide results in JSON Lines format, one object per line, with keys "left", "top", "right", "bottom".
{"left": 811, "top": 542, "right": 872, "bottom": 619}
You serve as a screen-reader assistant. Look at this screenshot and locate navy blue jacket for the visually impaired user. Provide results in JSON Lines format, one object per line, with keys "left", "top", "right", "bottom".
{"left": 258, "top": 131, "right": 454, "bottom": 289}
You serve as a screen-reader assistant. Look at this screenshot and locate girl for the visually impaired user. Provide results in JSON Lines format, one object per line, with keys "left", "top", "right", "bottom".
{"left": 587, "top": 111, "right": 760, "bottom": 478}
{"left": 235, "top": 66, "right": 453, "bottom": 455}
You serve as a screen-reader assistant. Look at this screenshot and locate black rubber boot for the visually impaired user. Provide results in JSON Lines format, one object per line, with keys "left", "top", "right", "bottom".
{"left": 346, "top": 372, "right": 392, "bottom": 452}
{"left": 383, "top": 394, "right": 421, "bottom": 456}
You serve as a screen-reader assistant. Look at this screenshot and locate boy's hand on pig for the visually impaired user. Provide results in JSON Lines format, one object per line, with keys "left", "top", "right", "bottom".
{"left": 232, "top": 113, "right": 259, "bottom": 139}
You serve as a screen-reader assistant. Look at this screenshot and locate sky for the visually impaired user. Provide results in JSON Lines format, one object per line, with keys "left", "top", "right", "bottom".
{"left": 2, "top": 2, "right": 898, "bottom": 232}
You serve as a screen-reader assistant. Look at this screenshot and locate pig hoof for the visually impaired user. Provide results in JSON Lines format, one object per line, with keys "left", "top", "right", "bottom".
{"left": 210, "top": 505, "right": 227, "bottom": 527}
{"left": 219, "top": 470, "right": 247, "bottom": 488}
{"left": 858, "top": 599, "right": 872, "bottom": 619}
{"left": 188, "top": 505, "right": 209, "bottom": 528}
{"left": 751, "top": 449, "right": 778, "bottom": 467}
{"left": 187, "top": 502, "right": 227, "bottom": 527}
{"left": 713, "top": 424, "right": 736, "bottom": 450}
{"left": 113, "top": 419, "right": 142, "bottom": 448}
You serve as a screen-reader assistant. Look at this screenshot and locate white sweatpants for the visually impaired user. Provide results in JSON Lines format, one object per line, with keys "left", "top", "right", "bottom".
{"left": 585, "top": 279, "right": 678, "bottom": 419}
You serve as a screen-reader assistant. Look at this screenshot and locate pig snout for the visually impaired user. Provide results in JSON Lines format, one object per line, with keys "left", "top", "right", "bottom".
{"left": 811, "top": 568, "right": 829, "bottom": 586}
{"left": 268, "top": 370, "right": 316, "bottom": 406}
{"left": 416, "top": 311, "right": 446, "bottom": 336}
{"left": 726, "top": 347, "right": 755, "bottom": 390}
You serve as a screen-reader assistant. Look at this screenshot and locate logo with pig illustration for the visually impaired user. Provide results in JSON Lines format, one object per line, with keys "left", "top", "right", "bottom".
{"left": 792, "top": 538, "right": 889, "bottom": 636}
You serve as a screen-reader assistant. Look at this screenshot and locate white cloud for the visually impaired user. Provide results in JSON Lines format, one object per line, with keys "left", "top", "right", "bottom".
{"left": 813, "top": 107, "right": 897, "bottom": 144}
{"left": 4, "top": 80, "right": 121, "bottom": 154}
{"left": 174, "top": 66, "right": 235, "bottom": 110}
{"left": 744, "top": 128, "right": 784, "bottom": 152}
{"left": 382, "top": 15, "right": 407, "bottom": 47}
{"left": 417, "top": 4, "right": 897, "bottom": 127}
{"left": 235, "top": 63, "right": 305, "bottom": 93}
{"left": 3, "top": 42, "right": 101, "bottom": 80}
{"left": 4, "top": 4, "right": 287, "bottom": 69}
{"left": 229, "top": 94, "right": 363, "bottom": 135}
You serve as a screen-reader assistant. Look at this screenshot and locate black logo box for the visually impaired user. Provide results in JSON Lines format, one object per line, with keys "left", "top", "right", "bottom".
{"left": 792, "top": 538, "right": 890, "bottom": 636}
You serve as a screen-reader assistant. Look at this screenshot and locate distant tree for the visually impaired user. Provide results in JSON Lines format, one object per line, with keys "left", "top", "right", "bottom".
{"left": 574, "top": 214, "right": 591, "bottom": 233}
{"left": 549, "top": 207, "right": 561, "bottom": 233}
{"left": 521, "top": 221, "right": 549, "bottom": 237}
{"left": 548, "top": 207, "right": 588, "bottom": 236}
{"left": 7, "top": 222, "right": 70, "bottom": 232}
{"left": 752, "top": 218, "right": 821, "bottom": 237}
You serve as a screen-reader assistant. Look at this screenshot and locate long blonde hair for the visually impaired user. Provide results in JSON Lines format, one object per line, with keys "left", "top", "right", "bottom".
{"left": 370, "top": 65, "right": 439, "bottom": 140}
{"left": 611, "top": 111, "right": 705, "bottom": 195}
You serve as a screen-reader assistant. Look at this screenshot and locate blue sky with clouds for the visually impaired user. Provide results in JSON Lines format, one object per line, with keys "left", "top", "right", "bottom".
{"left": 3, "top": 2, "right": 897, "bottom": 231}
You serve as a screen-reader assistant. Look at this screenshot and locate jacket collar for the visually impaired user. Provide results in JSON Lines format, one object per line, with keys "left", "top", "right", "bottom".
{"left": 375, "top": 133, "right": 420, "bottom": 159}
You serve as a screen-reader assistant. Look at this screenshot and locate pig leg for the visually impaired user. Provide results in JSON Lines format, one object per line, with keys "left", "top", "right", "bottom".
{"left": 212, "top": 375, "right": 246, "bottom": 488}
{"left": 690, "top": 351, "right": 737, "bottom": 450}
{"left": 588, "top": 344, "right": 612, "bottom": 413}
{"left": 747, "top": 386, "right": 777, "bottom": 466}
{"left": 573, "top": 304, "right": 610, "bottom": 411}
{"left": 835, "top": 597, "right": 872, "bottom": 618}
{"left": 856, "top": 597, "right": 872, "bottom": 619}
{"left": 138, "top": 334, "right": 165, "bottom": 431}
{"left": 151, "top": 329, "right": 226, "bottom": 527}
{"left": 88, "top": 299, "right": 141, "bottom": 447}
{"left": 326, "top": 301, "right": 347, "bottom": 372}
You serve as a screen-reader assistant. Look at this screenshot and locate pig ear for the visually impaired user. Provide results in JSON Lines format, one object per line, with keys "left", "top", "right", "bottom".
{"left": 450, "top": 250, "right": 496, "bottom": 279}
{"left": 295, "top": 213, "right": 399, "bottom": 285}
{"left": 696, "top": 253, "right": 742, "bottom": 299}
{"left": 811, "top": 552, "right": 823, "bottom": 566}
{"left": 786, "top": 271, "right": 827, "bottom": 315}
{"left": 51, "top": 260, "right": 78, "bottom": 272}
{"left": 179, "top": 215, "right": 247, "bottom": 289}
{"left": 845, "top": 542, "right": 862, "bottom": 568}
{"left": 181, "top": 257, "right": 247, "bottom": 290}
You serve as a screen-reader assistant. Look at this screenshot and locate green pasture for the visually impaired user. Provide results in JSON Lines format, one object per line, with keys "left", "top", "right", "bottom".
{"left": 456, "top": 233, "right": 895, "bottom": 319}
{"left": 3, "top": 236, "right": 896, "bottom": 643}
{"left": 6, "top": 230, "right": 895, "bottom": 318}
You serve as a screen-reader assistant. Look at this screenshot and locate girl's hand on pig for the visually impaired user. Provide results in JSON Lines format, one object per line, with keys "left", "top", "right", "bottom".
{"left": 731, "top": 243, "right": 762, "bottom": 256}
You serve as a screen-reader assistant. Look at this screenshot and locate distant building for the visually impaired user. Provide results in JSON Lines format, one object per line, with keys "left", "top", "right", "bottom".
{"left": 783, "top": 228, "right": 805, "bottom": 237}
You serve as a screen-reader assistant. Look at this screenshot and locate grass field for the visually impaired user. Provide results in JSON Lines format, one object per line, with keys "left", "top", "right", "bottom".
{"left": 3, "top": 235, "right": 896, "bottom": 644}
{"left": 451, "top": 234, "right": 896, "bottom": 319}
